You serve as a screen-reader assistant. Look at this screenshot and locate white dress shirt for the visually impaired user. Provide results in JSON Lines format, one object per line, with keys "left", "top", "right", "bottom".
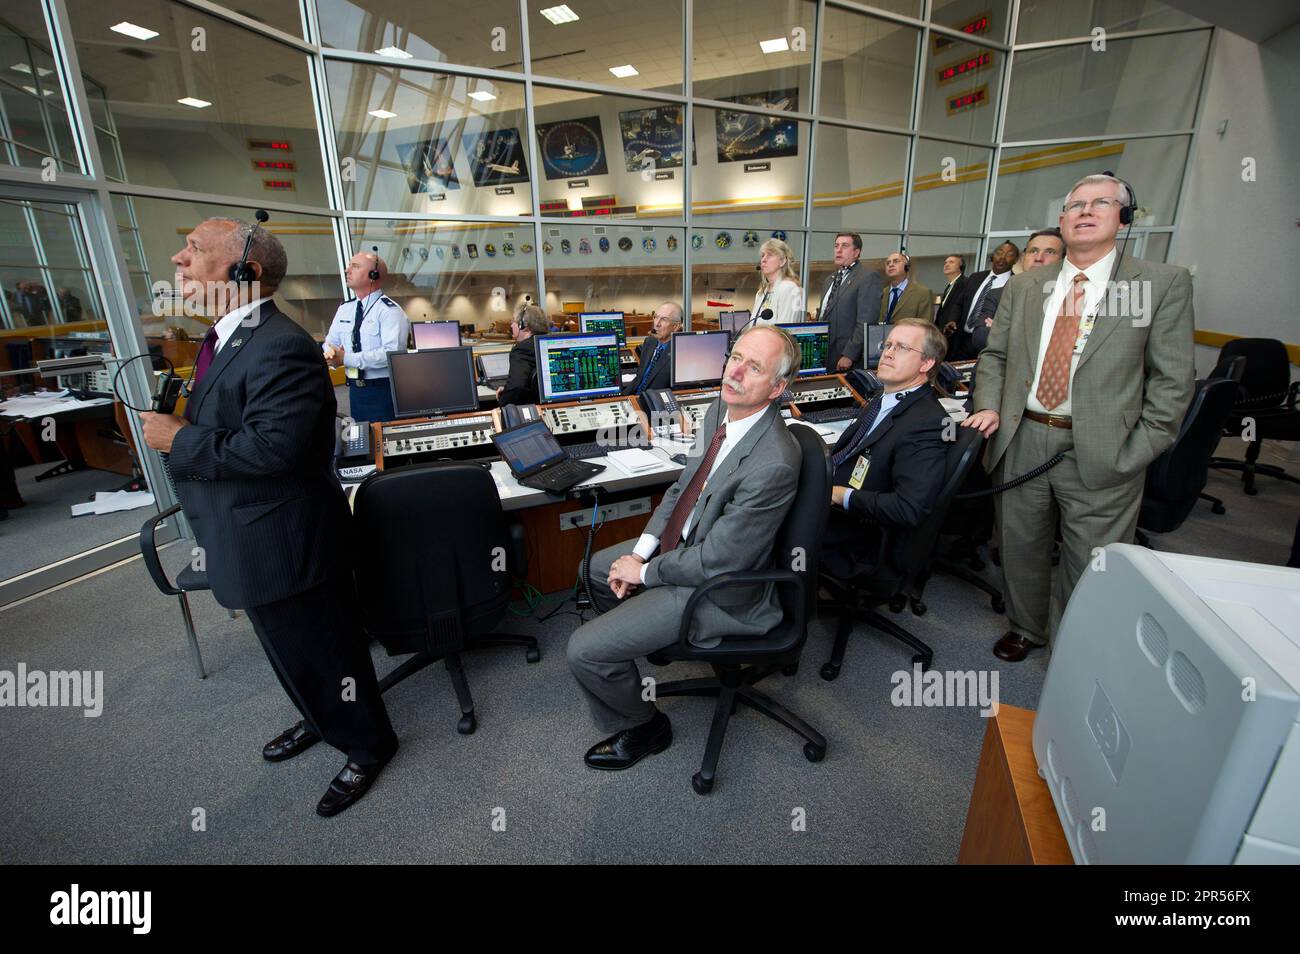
{"left": 964, "top": 270, "right": 1012, "bottom": 328}
{"left": 753, "top": 279, "right": 805, "bottom": 325}
{"left": 631, "top": 406, "right": 766, "bottom": 583}
{"left": 821, "top": 262, "right": 857, "bottom": 312}
{"left": 839, "top": 386, "right": 918, "bottom": 510}
{"left": 211, "top": 296, "right": 274, "bottom": 354}
{"left": 323, "top": 289, "right": 411, "bottom": 378}
{"left": 1025, "top": 248, "right": 1117, "bottom": 417}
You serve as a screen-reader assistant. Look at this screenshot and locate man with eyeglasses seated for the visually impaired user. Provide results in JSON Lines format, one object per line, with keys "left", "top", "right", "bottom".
{"left": 822, "top": 318, "right": 951, "bottom": 580}
{"left": 963, "top": 173, "right": 1194, "bottom": 662}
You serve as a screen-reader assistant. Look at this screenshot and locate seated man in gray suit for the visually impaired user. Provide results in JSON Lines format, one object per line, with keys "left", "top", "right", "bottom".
{"left": 567, "top": 325, "right": 804, "bottom": 771}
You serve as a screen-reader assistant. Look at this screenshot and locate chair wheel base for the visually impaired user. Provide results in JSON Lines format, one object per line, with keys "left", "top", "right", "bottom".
{"left": 692, "top": 772, "right": 714, "bottom": 795}
{"left": 1245, "top": 485, "right": 1258, "bottom": 496}
{"left": 819, "top": 662, "right": 840, "bottom": 681}
{"left": 912, "top": 653, "right": 932, "bottom": 671}
{"left": 804, "top": 742, "right": 826, "bottom": 763}
{"left": 888, "top": 596, "right": 906, "bottom": 613}
{"left": 991, "top": 595, "right": 1006, "bottom": 614}
{"left": 525, "top": 648, "right": 541, "bottom": 663}
{"left": 910, "top": 599, "right": 927, "bottom": 616}
{"left": 457, "top": 713, "right": 477, "bottom": 735}
{"left": 1211, "top": 502, "right": 1226, "bottom": 515}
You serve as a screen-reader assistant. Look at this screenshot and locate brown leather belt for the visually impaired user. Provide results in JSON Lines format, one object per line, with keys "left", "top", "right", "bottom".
{"left": 1023, "top": 409, "right": 1072, "bottom": 429}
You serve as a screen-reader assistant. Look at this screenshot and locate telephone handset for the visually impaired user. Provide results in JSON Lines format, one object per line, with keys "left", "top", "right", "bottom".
{"left": 501, "top": 402, "right": 540, "bottom": 429}
{"left": 640, "top": 388, "right": 681, "bottom": 416}
{"left": 335, "top": 418, "right": 373, "bottom": 466}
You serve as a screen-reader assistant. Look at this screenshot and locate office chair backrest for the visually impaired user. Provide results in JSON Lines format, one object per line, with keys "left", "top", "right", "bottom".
{"left": 1207, "top": 353, "right": 1246, "bottom": 384}
{"left": 1142, "top": 376, "right": 1239, "bottom": 529}
{"left": 779, "top": 423, "right": 833, "bottom": 626}
{"left": 1218, "top": 338, "right": 1288, "bottom": 410}
{"left": 893, "top": 426, "right": 985, "bottom": 582}
{"left": 351, "top": 463, "right": 513, "bottom": 657}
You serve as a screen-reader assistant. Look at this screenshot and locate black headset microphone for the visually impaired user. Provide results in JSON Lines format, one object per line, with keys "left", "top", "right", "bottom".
{"left": 1101, "top": 170, "right": 1138, "bottom": 286}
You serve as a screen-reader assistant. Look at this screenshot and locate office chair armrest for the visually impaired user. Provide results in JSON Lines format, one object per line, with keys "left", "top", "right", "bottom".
{"left": 139, "top": 503, "right": 184, "bottom": 596}
{"left": 676, "top": 569, "right": 804, "bottom": 649}
{"left": 1288, "top": 380, "right": 1300, "bottom": 409}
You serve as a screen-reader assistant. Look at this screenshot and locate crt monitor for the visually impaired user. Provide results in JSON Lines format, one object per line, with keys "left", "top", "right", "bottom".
{"left": 718, "top": 310, "right": 750, "bottom": 336}
{"left": 411, "top": 320, "right": 462, "bottom": 349}
{"left": 535, "top": 332, "right": 622, "bottom": 403}
{"left": 579, "top": 312, "right": 627, "bottom": 347}
{"left": 671, "top": 330, "right": 731, "bottom": 389}
{"left": 776, "top": 322, "right": 829, "bottom": 376}
{"left": 387, "top": 346, "right": 480, "bottom": 418}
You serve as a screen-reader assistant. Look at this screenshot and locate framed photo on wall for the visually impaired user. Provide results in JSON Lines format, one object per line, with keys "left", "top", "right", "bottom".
{"left": 617, "top": 104, "right": 696, "bottom": 172}
{"left": 715, "top": 89, "right": 799, "bottom": 164}
{"left": 397, "top": 137, "right": 460, "bottom": 194}
{"left": 536, "top": 116, "right": 610, "bottom": 180}
{"left": 466, "top": 128, "right": 530, "bottom": 187}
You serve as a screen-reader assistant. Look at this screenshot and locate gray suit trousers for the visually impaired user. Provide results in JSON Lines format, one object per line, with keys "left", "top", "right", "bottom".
{"left": 997, "top": 419, "right": 1143, "bottom": 646}
{"left": 566, "top": 540, "right": 691, "bottom": 733}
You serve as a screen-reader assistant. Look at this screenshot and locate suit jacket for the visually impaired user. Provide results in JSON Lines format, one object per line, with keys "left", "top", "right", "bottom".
{"left": 823, "top": 385, "right": 950, "bottom": 579}
{"left": 624, "top": 335, "right": 671, "bottom": 394}
{"left": 974, "top": 255, "right": 1195, "bottom": 490}
{"left": 167, "top": 304, "right": 352, "bottom": 609}
{"left": 950, "top": 269, "right": 1006, "bottom": 359}
{"left": 935, "top": 275, "right": 968, "bottom": 330}
{"left": 817, "top": 264, "right": 884, "bottom": 369}
{"left": 881, "top": 280, "right": 934, "bottom": 323}
{"left": 498, "top": 336, "right": 538, "bottom": 406}
{"left": 642, "top": 400, "right": 801, "bottom": 645}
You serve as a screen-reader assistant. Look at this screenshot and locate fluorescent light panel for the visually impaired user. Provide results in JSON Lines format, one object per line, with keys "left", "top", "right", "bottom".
{"left": 111, "top": 22, "right": 159, "bottom": 41}
{"left": 177, "top": 96, "right": 211, "bottom": 108}
{"left": 759, "top": 37, "right": 789, "bottom": 54}
{"left": 368, "top": 108, "right": 397, "bottom": 119}
{"left": 468, "top": 90, "right": 496, "bottom": 102}
{"left": 540, "top": 5, "right": 580, "bottom": 24}
{"left": 609, "top": 64, "right": 638, "bottom": 78}
{"left": 374, "top": 46, "right": 413, "bottom": 59}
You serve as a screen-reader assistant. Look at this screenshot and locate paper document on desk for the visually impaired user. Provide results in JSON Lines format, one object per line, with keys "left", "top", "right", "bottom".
{"left": 605, "top": 448, "right": 664, "bottom": 475}
{"left": 70, "top": 490, "right": 156, "bottom": 517}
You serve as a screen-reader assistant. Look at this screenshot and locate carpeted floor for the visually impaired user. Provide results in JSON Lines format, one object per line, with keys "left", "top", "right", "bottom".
{"left": 0, "top": 440, "right": 1295, "bottom": 864}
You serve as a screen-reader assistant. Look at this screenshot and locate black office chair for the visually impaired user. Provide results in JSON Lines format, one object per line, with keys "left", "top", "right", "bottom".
{"left": 1198, "top": 354, "right": 1246, "bottom": 515}
{"left": 1137, "top": 376, "right": 1241, "bottom": 547}
{"left": 140, "top": 503, "right": 238, "bottom": 679}
{"left": 1208, "top": 338, "right": 1300, "bottom": 495}
{"left": 351, "top": 462, "right": 539, "bottom": 735}
{"left": 818, "top": 427, "right": 985, "bottom": 678}
{"left": 653, "top": 423, "right": 831, "bottom": 795}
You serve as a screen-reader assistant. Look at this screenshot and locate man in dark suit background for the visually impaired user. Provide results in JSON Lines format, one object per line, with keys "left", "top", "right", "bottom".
{"left": 140, "top": 217, "right": 397, "bottom": 817}
{"left": 822, "top": 318, "right": 951, "bottom": 580}
{"left": 624, "top": 301, "right": 682, "bottom": 395}
{"left": 817, "top": 232, "right": 884, "bottom": 372}
{"left": 934, "top": 254, "right": 967, "bottom": 333}
{"left": 946, "top": 240, "right": 1019, "bottom": 360}
{"left": 497, "top": 303, "right": 548, "bottom": 406}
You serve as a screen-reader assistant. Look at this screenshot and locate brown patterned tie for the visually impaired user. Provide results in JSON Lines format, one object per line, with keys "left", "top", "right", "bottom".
{"left": 1035, "top": 273, "right": 1088, "bottom": 411}
{"left": 659, "top": 422, "right": 727, "bottom": 553}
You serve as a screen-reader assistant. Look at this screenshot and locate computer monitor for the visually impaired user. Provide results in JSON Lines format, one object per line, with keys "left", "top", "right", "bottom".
{"left": 671, "top": 330, "right": 730, "bottom": 389}
{"left": 776, "top": 322, "right": 829, "bottom": 376}
{"left": 864, "top": 322, "right": 889, "bottom": 369}
{"left": 477, "top": 350, "right": 512, "bottom": 381}
{"left": 534, "top": 332, "right": 622, "bottom": 403}
{"left": 578, "top": 312, "right": 627, "bottom": 347}
{"left": 387, "top": 346, "right": 480, "bottom": 418}
{"left": 411, "top": 320, "right": 462, "bottom": 350}
{"left": 718, "top": 310, "right": 750, "bottom": 336}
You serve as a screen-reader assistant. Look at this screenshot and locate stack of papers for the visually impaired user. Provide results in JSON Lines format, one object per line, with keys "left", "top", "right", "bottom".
{"left": 70, "top": 491, "right": 156, "bottom": 518}
{"left": 0, "top": 390, "right": 113, "bottom": 419}
{"left": 606, "top": 448, "right": 663, "bottom": 474}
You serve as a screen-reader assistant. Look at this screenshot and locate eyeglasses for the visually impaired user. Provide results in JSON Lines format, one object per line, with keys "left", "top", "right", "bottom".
{"left": 1063, "top": 197, "right": 1120, "bottom": 214}
{"left": 880, "top": 341, "right": 923, "bottom": 356}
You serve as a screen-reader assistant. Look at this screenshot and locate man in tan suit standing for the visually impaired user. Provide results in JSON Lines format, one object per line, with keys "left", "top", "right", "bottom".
{"left": 963, "top": 174, "right": 1194, "bottom": 661}
{"left": 880, "top": 251, "right": 933, "bottom": 323}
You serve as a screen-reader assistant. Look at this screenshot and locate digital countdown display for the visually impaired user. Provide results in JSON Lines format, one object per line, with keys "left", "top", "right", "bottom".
{"left": 251, "top": 159, "right": 296, "bottom": 171}
{"left": 946, "top": 85, "right": 988, "bottom": 114}
{"left": 936, "top": 51, "right": 992, "bottom": 85}
{"left": 933, "top": 12, "right": 991, "bottom": 53}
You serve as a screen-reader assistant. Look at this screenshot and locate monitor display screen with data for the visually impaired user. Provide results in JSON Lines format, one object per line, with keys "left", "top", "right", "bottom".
{"left": 671, "top": 331, "right": 731, "bottom": 389}
{"left": 718, "top": 310, "right": 750, "bottom": 336}
{"left": 535, "top": 333, "right": 622, "bottom": 403}
{"left": 579, "top": 312, "right": 627, "bottom": 347}
{"left": 478, "top": 351, "right": 512, "bottom": 380}
{"left": 776, "top": 322, "right": 829, "bottom": 376}
{"left": 411, "top": 321, "right": 461, "bottom": 349}
{"left": 387, "top": 346, "right": 479, "bottom": 418}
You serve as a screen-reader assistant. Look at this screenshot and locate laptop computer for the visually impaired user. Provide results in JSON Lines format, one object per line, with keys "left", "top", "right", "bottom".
{"left": 477, "top": 351, "right": 512, "bottom": 390}
{"left": 491, "top": 419, "right": 605, "bottom": 493}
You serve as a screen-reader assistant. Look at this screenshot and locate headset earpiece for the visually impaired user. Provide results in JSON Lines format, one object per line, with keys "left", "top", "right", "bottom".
{"left": 1102, "top": 170, "right": 1138, "bottom": 225}
{"left": 368, "top": 244, "right": 381, "bottom": 282}
{"left": 228, "top": 209, "right": 269, "bottom": 285}
{"left": 902, "top": 253, "right": 910, "bottom": 272}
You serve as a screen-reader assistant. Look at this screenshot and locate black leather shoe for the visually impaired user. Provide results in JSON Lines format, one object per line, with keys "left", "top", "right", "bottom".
{"left": 584, "top": 711, "right": 672, "bottom": 771}
{"left": 262, "top": 721, "right": 321, "bottom": 762}
{"left": 993, "top": 632, "right": 1046, "bottom": 662}
{"left": 316, "top": 760, "right": 384, "bottom": 817}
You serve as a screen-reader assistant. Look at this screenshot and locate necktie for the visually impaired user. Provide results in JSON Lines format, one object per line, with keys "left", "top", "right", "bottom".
{"left": 825, "top": 268, "right": 847, "bottom": 312}
{"left": 1035, "top": 273, "right": 1088, "bottom": 411}
{"left": 940, "top": 281, "right": 955, "bottom": 307}
{"left": 966, "top": 279, "right": 993, "bottom": 332}
{"left": 191, "top": 326, "right": 219, "bottom": 388}
{"left": 887, "top": 286, "right": 901, "bottom": 320}
{"left": 636, "top": 342, "right": 666, "bottom": 395}
{"left": 351, "top": 298, "right": 364, "bottom": 354}
{"left": 832, "top": 393, "right": 884, "bottom": 467}
{"left": 660, "top": 422, "right": 728, "bottom": 553}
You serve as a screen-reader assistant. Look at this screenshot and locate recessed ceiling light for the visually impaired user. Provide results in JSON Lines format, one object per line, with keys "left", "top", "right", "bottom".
{"left": 111, "top": 21, "right": 159, "bottom": 41}
{"left": 468, "top": 90, "right": 496, "bottom": 102}
{"left": 368, "top": 108, "right": 397, "bottom": 119}
{"left": 11, "top": 63, "right": 51, "bottom": 76}
{"left": 759, "top": 37, "right": 790, "bottom": 54}
{"left": 177, "top": 96, "right": 211, "bottom": 108}
{"left": 540, "top": 5, "right": 579, "bottom": 24}
{"left": 374, "top": 46, "right": 413, "bottom": 59}
{"left": 609, "top": 64, "right": 638, "bottom": 78}
{"left": 22, "top": 85, "right": 38, "bottom": 96}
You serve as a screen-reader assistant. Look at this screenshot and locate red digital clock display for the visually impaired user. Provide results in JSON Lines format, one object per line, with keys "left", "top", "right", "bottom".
{"left": 936, "top": 51, "right": 991, "bottom": 84}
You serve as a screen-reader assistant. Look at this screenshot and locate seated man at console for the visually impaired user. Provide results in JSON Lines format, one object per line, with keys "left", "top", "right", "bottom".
{"left": 567, "top": 325, "right": 803, "bottom": 771}
{"left": 624, "top": 301, "right": 682, "bottom": 396}
{"left": 822, "top": 318, "right": 951, "bottom": 580}
{"left": 497, "top": 303, "right": 549, "bottom": 407}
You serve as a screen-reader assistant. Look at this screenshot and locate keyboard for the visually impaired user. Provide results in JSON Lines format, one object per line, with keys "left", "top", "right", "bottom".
{"left": 799, "top": 406, "right": 863, "bottom": 424}
{"left": 564, "top": 439, "right": 654, "bottom": 460}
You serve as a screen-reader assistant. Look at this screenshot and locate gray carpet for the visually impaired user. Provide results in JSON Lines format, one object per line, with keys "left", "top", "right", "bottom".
{"left": 0, "top": 440, "right": 1295, "bottom": 864}
{"left": 0, "top": 463, "right": 147, "bottom": 580}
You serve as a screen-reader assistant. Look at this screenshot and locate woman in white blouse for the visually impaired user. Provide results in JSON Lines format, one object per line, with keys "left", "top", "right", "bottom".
{"left": 751, "top": 238, "right": 805, "bottom": 325}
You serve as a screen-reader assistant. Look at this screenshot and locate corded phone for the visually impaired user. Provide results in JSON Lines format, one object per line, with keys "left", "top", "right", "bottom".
{"left": 335, "top": 418, "right": 374, "bottom": 480}
{"left": 501, "top": 403, "right": 540, "bottom": 429}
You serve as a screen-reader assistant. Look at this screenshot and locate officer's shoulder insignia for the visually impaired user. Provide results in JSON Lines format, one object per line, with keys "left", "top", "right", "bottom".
{"left": 380, "top": 296, "right": 396, "bottom": 307}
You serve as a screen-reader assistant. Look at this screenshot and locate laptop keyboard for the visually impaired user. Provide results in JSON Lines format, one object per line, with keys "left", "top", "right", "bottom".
{"left": 529, "top": 458, "right": 597, "bottom": 487}
{"left": 799, "top": 406, "right": 862, "bottom": 424}
{"left": 565, "top": 439, "right": 653, "bottom": 460}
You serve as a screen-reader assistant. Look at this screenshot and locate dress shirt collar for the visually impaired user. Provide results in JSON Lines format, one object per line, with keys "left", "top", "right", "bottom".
{"left": 1061, "top": 247, "right": 1117, "bottom": 291}
{"left": 890, "top": 278, "right": 909, "bottom": 294}
{"left": 719, "top": 404, "right": 765, "bottom": 449}
{"left": 213, "top": 295, "right": 272, "bottom": 353}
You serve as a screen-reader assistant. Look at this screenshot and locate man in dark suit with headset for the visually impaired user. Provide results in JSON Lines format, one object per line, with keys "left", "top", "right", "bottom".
{"left": 140, "top": 216, "right": 398, "bottom": 817}
{"left": 497, "top": 303, "right": 548, "bottom": 406}
{"left": 623, "top": 302, "right": 682, "bottom": 396}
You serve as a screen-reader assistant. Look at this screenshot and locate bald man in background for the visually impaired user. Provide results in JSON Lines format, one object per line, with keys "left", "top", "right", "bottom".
{"left": 324, "top": 250, "right": 409, "bottom": 423}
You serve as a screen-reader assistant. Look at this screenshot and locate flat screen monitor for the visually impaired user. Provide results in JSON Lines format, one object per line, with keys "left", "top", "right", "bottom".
{"left": 776, "top": 322, "right": 829, "bottom": 376}
{"left": 535, "top": 332, "right": 622, "bottom": 403}
{"left": 864, "top": 322, "right": 889, "bottom": 369}
{"left": 477, "top": 351, "right": 512, "bottom": 381}
{"left": 578, "top": 312, "right": 627, "bottom": 347}
{"left": 718, "top": 310, "right": 750, "bottom": 336}
{"left": 387, "top": 346, "right": 479, "bottom": 418}
{"left": 411, "top": 320, "right": 461, "bottom": 350}
{"left": 671, "top": 330, "right": 731, "bottom": 389}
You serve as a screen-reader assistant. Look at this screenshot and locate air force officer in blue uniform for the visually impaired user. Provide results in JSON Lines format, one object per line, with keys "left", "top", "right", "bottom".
{"left": 324, "top": 251, "right": 409, "bottom": 423}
